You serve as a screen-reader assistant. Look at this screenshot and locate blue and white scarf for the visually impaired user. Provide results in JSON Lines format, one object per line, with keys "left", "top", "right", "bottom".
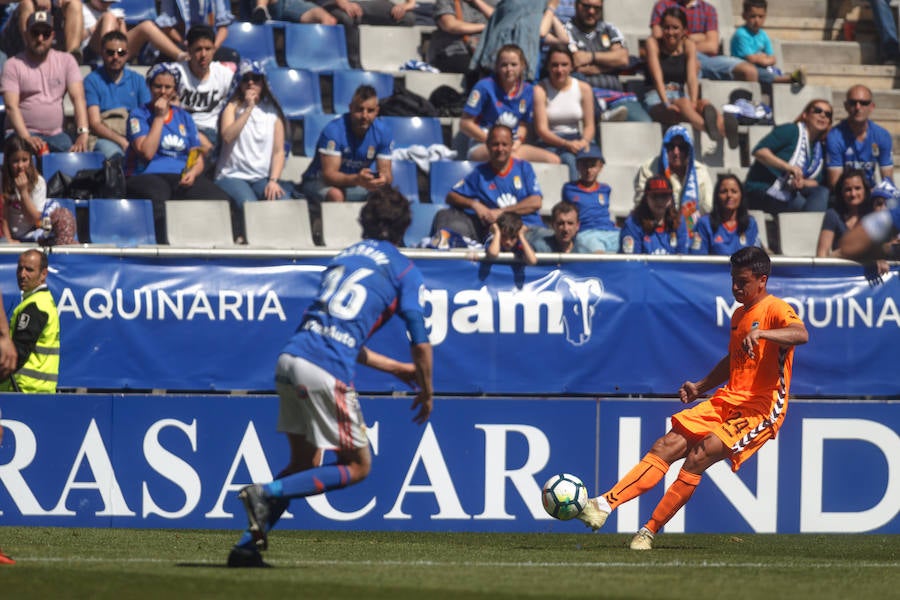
{"left": 659, "top": 125, "right": 700, "bottom": 231}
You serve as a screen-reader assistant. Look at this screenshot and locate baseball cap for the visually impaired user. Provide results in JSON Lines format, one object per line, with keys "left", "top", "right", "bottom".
{"left": 27, "top": 10, "right": 54, "bottom": 31}
{"left": 644, "top": 174, "right": 673, "bottom": 195}
{"left": 575, "top": 144, "right": 604, "bottom": 163}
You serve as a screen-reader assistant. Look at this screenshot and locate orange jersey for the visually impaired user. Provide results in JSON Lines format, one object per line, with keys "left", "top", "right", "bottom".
{"left": 723, "top": 294, "right": 803, "bottom": 409}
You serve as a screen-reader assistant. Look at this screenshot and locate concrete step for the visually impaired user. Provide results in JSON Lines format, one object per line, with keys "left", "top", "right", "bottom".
{"left": 780, "top": 40, "right": 877, "bottom": 65}
{"left": 763, "top": 17, "right": 842, "bottom": 42}
{"left": 781, "top": 62, "right": 899, "bottom": 91}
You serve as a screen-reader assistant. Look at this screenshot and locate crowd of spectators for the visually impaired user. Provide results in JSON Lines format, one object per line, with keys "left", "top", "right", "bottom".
{"left": 0, "top": 0, "right": 896, "bottom": 257}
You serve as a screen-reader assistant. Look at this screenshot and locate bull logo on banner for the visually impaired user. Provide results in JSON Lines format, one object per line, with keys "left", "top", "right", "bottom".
{"left": 527, "top": 271, "right": 603, "bottom": 346}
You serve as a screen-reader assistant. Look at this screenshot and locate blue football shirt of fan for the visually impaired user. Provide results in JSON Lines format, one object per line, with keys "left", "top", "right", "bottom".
{"left": 452, "top": 159, "right": 544, "bottom": 228}
{"left": 561, "top": 181, "right": 617, "bottom": 231}
{"left": 301, "top": 114, "right": 393, "bottom": 183}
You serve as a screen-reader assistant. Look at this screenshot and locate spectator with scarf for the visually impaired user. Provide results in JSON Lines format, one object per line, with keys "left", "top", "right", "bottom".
{"left": 689, "top": 174, "right": 760, "bottom": 255}
{"left": 634, "top": 124, "right": 713, "bottom": 236}
{"left": 745, "top": 98, "right": 831, "bottom": 218}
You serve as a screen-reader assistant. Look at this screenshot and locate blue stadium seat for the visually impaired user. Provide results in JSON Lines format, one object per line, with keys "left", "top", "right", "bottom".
{"left": 225, "top": 23, "right": 277, "bottom": 69}
{"left": 110, "top": 0, "right": 157, "bottom": 25}
{"left": 89, "top": 198, "right": 156, "bottom": 246}
{"left": 332, "top": 70, "right": 394, "bottom": 114}
{"left": 429, "top": 160, "right": 474, "bottom": 205}
{"left": 284, "top": 24, "right": 351, "bottom": 72}
{"left": 267, "top": 68, "right": 323, "bottom": 120}
{"left": 302, "top": 112, "right": 340, "bottom": 157}
{"left": 404, "top": 202, "right": 442, "bottom": 248}
{"left": 391, "top": 159, "right": 419, "bottom": 203}
{"left": 382, "top": 116, "right": 443, "bottom": 150}
{"left": 41, "top": 151, "right": 106, "bottom": 183}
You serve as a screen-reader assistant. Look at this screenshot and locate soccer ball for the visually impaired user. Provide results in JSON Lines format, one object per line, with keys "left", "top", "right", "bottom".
{"left": 541, "top": 473, "right": 587, "bottom": 520}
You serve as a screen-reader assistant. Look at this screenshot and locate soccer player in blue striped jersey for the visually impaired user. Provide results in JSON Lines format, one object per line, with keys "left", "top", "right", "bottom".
{"left": 228, "top": 187, "right": 433, "bottom": 567}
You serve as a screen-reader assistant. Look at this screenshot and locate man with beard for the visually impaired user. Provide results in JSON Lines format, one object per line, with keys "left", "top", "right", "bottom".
{"left": 1, "top": 10, "right": 90, "bottom": 153}
{"left": 83, "top": 30, "right": 151, "bottom": 158}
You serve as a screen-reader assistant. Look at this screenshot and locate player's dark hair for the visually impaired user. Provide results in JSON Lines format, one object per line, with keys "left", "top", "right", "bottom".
{"left": 731, "top": 246, "right": 770, "bottom": 277}
{"left": 711, "top": 174, "right": 751, "bottom": 235}
{"left": 551, "top": 200, "right": 579, "bottom": 221}
{"left": 100, "top": 30, "right": 128, "bottom": 47}
{"left": 352, "top": 85, "right": 378, "bottom": 105}
{"left": 360, "top": 187, "right": 411, "bottom": 245}
{"left": 186, "top": 24, "right": 216, "bottom": 46}
{"left": 743, "top": 0, "right": 767, "bottom": 12}
{"left": 496, "top": 212, "right": 523, "bottom": 239}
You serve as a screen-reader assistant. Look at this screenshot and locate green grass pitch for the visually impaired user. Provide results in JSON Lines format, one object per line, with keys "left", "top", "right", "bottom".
{"left": 0, "top": 527, "right": 898, "bottom": 599}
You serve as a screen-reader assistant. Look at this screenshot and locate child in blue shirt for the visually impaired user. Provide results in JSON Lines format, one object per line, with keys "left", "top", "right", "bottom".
{"left": 731, "top": 0, "right": 805, "bottom": 85}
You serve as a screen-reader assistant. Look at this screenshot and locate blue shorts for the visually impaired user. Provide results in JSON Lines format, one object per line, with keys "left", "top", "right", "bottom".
{"left": 644, "top": 86, "right": 684, "bottom": 109}
{"left": 697, "top": 52, "right": 745, "bottom": 80}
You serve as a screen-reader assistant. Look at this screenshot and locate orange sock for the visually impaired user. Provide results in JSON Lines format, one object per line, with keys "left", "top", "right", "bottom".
{"left": 645, "top": 468, "right": 702, "bottom": 534}
{"left": 603, "top": 452, "right": 670, "bottom": 510}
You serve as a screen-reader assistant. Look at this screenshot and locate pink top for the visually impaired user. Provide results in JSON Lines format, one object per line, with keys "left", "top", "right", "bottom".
{"left": 1, "top": 49, "right": 82, "bottom": 136}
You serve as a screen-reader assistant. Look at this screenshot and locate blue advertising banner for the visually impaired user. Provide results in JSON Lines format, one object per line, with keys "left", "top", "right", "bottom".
{"left": 0, "top": 253, "right": 893, "bottom": 395}
{"left": 0, "top": 394, "right": 896, "bottom": 534}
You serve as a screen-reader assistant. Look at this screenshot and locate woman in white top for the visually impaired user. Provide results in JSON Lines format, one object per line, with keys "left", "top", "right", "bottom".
{"left": 214, "top": 61, "right": 295, "bottom": 212}
{"left": 533, "top": 44, "right": 595, "bottom": 179}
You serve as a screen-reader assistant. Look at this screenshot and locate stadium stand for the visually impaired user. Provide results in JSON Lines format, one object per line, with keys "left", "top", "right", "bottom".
{"left": 321, "top": 202, "right": 364, "bottom": 248}
{"left": 772, "top": 83, "right": 833, "bottom": 124}
{"left": 358, "top": 25, "right": 421, "bottom": 73}
{"left": 225, "top": 22, "right": 278, "bottom": 69}
{"left": 530, "top": 162, "right": 570, "bottom": 215}
{"left": 749, "top": 209, "right": 771, "bottom": 252}
{"left": 429, "top": 160, "right": 475, "bottom": 205}
{"left": 267, "top": 68, "right": 323, "bottom": 120}
{"left": 284, "top": 24, "right": 352, "bottom": 72}
{"left": 88, "top": 198, "right": 156, "bottom": 246}
{"left": 598, "top": 122, "right": 663, "bottom": 166}
{"left": 391, "top": 159, "right": 420, "bottom": 203}
{"left": 597, "top": 164, "right": 639, "bottom": 222}
{"left": 243, "top": 200, "right": 316, "bottom": 249}
{"left": 42, "top": 152, "right": 106, "bottom": 183}
{"left": 404, "top": 202, "right": 443, "bottom": 248}
{"left": 332, "top": 70, "right": 395, "bottom": 114}
{"left": 165, "top": 201, "right": 235, "bottom": 247}
{"left": 382, "top": 116, "right": 443, "bottom": 149}
{"left": 777, "top": 212, "right": 824, "bottom": 257}
{"left": 110, "top": 0, "right": 158, "bottom": 26}
{"left": 402, "top": 71, "right": 465, "bottom": 99}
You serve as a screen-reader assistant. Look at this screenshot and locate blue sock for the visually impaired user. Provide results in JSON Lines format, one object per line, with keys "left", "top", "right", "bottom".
{"left": 235, "top": 530, "right": 257, "bottom": 550}
{"left": 264, "top": 464, "right": 350, "bottom": 499}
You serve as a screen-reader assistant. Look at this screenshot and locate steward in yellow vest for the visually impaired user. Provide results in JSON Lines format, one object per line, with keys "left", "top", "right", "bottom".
{"left": 1, "top": 250, "right": 59, "bottom": 393}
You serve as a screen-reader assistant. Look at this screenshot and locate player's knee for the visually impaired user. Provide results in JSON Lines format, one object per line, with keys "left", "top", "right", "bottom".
{"left": 649, "top": 431, "right": 688, "bottom": 462}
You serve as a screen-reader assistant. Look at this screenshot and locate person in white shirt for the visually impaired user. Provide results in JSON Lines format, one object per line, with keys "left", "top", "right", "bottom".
{"left": 170, "top": 24, "right": 235, "bottom": 156}
{"left": 215, "top": 60, "right": 297, "bottom": 236}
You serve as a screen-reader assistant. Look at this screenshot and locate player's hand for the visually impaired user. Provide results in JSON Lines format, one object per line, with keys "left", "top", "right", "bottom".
{"left": 679, "top": 381, "right": 699, "bottom": 404}
{"left": 410, "top": 391, "right": 433, "bottom": 424}
{"left": 742, "top": 327, "right": 761, "bottom": 359}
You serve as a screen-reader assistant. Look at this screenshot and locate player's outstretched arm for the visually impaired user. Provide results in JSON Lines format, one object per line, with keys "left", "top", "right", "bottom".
{"left": 356, "top": 347, "right": 415, "bottom": 383}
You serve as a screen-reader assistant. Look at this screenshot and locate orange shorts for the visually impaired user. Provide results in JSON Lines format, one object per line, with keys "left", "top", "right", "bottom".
{"left": 670, "top": 389, "right": 785, "bottom": 472}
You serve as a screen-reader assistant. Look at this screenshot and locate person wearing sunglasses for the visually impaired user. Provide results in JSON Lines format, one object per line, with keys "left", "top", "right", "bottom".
{"left": 825, "top": 85, "right": 893, "bottom": 190}
{"left": 745, "top": 99, "right": 833, "bottom": 238}
{"left": 634, "top": 124, "right": 714, "bottom": 236}
{"left": 80, "top": 0, "right": 188, "bottom": 65}
{"left": 1, "top": 11, "right": 91, "bottom": 153}
{"left": 83, "top": 31, "right": 152, "bottom": 158}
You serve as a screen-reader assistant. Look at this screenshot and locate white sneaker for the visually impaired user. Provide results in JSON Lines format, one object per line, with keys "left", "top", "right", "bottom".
{"left": 576, "top": 495, "right": 611, "bottom": 531}
{"left": 601, "top": 105, "right": 629, "bottom": 122}
{"left": 630, "top": 527, "right": 654, "bottom": 550}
